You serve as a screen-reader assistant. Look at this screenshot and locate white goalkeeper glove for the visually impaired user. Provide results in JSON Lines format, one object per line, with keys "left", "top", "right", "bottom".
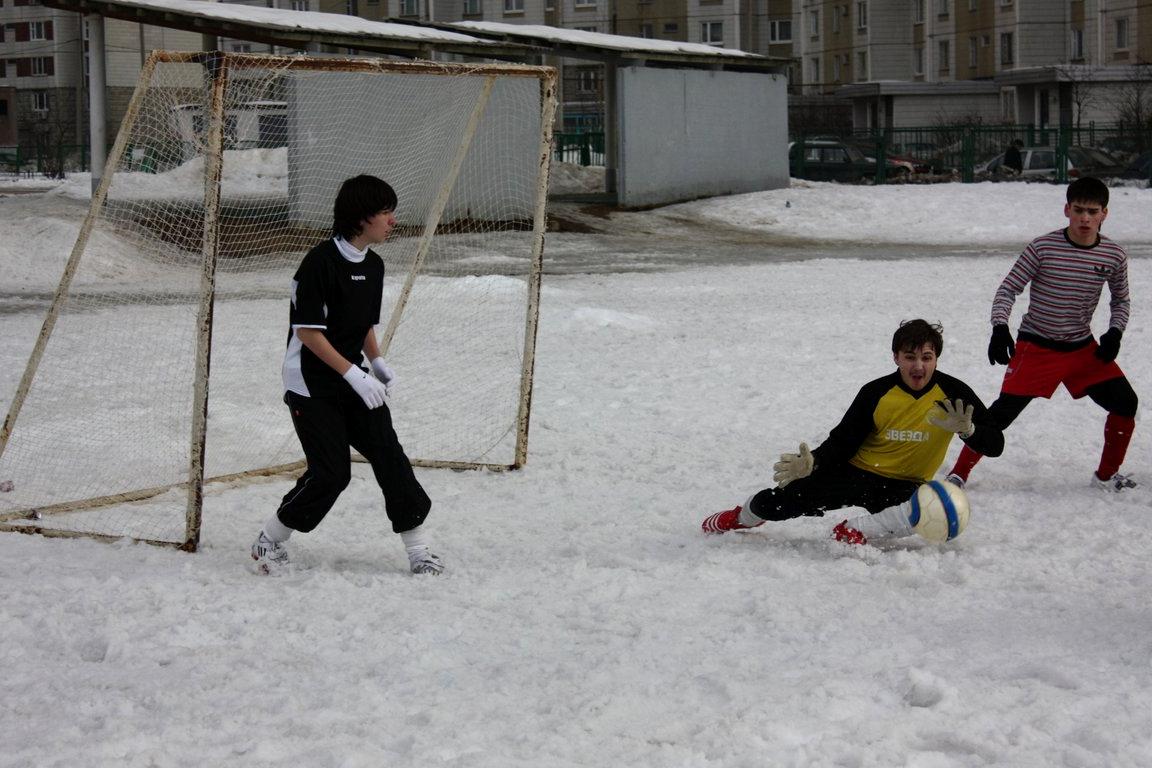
{"left": 928, "top": 398, "right": 975, "bottom": 438}
{"left": 773, "top": 442, "right": 814, "bottom": 488}
{"left": 343, "top": 364, "right": 388, "bottom": 409}
{"left": 370, "top": 356, "right": 396, "bottom": 396}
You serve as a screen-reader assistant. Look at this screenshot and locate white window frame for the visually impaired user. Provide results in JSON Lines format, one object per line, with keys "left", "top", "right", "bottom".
{"left": 31, "top": 56, "right": 49, "bottom": 76}
{"left": 463, "top": 0, "right": 481, "bottom": 14}
{"left": 289, "top": 0, "right": 308, "bottom": 10}
{"left": 1070, "top": 28, "right": 1084, "bottom": 60}
{"left": 855, "top": 50, "right": 867, "bottom": 80}
{"left": 856, "top": 2, "right": 867, "bottom": 30}
{"left": 938, "top": 39, "right": 950, "bottom": 71}
{"left": 968, "top": 0, "right": 977, "bottom": 10}
{"left": 936, "top": 0, "right": 949, "bottom": 17}
{"left": 32, "top": 91, "right": 49, "bottom": 112}
{"left": 29, "top": 21, "right": 47, "bottom": 41}
{"left": 832, "top": 54, "right": 842, "bottom": 82}
{"left": 969, "top": 36, "right": 978, "bottom": 67}
{"left": 808, "top": 56, "right": 820, "bottom": 85}
{"left": 913, "top": 46, "right": 924, "bottom": 75}
{"left": 575, "top": 68, "right": 599, "bottom": 93}
{"left": 574, "top": 0, "right": 596, "bottom": 7}
{"left": 913, "top": 0, "right": 924, "bottom": 23}
{"left": 1116, "top": 17, "right": 1129, "bottom": 50}
{"left": 231, "top": 42, "right": 252, "bottom": 53}
{"left": 832, "top": 5, "right": 841, "bottom": 34}
{"left": 701, "top": 21, "right": 723, "bottom": 46}
{"left": 769, "top": 19, "right": 791, "bottom": 43}
{"left": 809, "top": 9, "right": 820, "bottom": 38}
{"left": 503, "top": 0, "right": 523, "bottom": 12}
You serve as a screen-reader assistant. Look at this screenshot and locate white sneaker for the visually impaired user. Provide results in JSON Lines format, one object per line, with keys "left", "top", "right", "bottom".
{"left": 1091, "top": 472, "right": 1137, "bottom": 493}
{"left": 251, "top": 532, "right": 290, "bottom": 575}
{"left": 945, "top": 473, "right": 966, "bottom": 489}
{"left": 409, "top": 549, "right": 444, "bottom": 575}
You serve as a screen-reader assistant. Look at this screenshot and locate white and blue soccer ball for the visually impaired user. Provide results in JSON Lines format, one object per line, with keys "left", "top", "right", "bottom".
{"left": 909, "top": 480, "right": 970, "bottom": 543}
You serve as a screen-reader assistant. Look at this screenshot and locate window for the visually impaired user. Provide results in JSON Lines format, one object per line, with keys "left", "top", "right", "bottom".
{"left": 1070, "top": 28, "right": 1084, "bottom": 60}
{"left": 0, "top": 99, "right": 7, "bottom": 116}
{"left": 832, "top": 54, "right": 842, "bottom": 82}
{"left": 401, "top": 0, "right": 418, "bottom": 14}
{"left": 701, "top": 21, "right": 723, "bottom": 46}
{"left": 938, "top": 39, "right": 950, "bottom": 71}
{"left": 575, "top": 68, "right": 599, "bottom": 93}
{"left": 913, "top": 0, "right": 924, "bottom": 23}
{"left": 638, "top": 23, "right": 653, "bottom": 38}
{"left": 31, "top": 56, "right": 50, "bottom": 76}
{"left": 856, "top": 2, "right": 867, "bottom": 30}
{"left": 231, "top": 42, "right": 252, "bottom": 53}
{"left": 855, "top": 50, "right": 867, "bottom": 80}
{"left": 1000, "top": 32, "right": 1013, "bottom": 64}
{"left": 809, "top": 9, "right": 820, "bottom": 38}
{"left": 574, "top": 0, "right": 596, "bottom": 7}
{"left": 808, "top": 56, "right": 820, "bottom": 85}
{"left": 968, "top": 0, "right": 977, "bottom": 9}
{"left": 29, "top": 20, "right": 47, "bottom": 40}
{"left": 769, "top": 19, "right": 791, "bottom": 43}
{"left": 289, "top": 0, "right": 308, "bottom": 9}
{"left": 662, "top": 22, "right": 678, "bottom": 33}
{"left": 832, "top": 5, "right": 841, "bottom": 33}
{"left": 1116, "top": 17, "right": 1129, "bottom": 50}
{"left": 936, "top": 0, "right": 949, "bottom": 17}
{"left": 503, "top": 0, "right": 523, "bottom": 12}
{"left": 574, "top": 25, "right": 596, "bottom": 32}
{"left": 464, "top": 0, "right": 480, "bottom": 12}
{"left": 969, "top": 36, "right": 978, "bottom": 67}
{"left": 32, "top": 91, "right": 48, "bottom": 112}
{"left": 913, "top": 46, "right": 924, "bottom": 75}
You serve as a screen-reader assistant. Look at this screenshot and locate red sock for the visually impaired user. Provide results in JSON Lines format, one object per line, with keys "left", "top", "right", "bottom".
{"left": 948, "top": 444, "right": 984, "bottom": 481}
{"left": 1097, "top": 414, "right": 1136, "bottom": 480}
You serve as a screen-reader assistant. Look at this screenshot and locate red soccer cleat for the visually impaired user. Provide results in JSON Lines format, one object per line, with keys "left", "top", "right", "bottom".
{"left": 832, "top": 520, "right": 867, "bottom": 546}
{"left": 702, "top": 505, "right": 763, "bottom": 534}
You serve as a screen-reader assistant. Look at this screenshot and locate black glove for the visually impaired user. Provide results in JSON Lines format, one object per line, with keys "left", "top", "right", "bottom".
{"left": 988, "top": 324, "right": 1015, "bottom": 365}
{"left": 1096, "top": 328, "right": 1123, "bottom": 363}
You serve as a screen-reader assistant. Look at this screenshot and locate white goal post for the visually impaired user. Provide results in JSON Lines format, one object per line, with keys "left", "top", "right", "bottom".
{"left": 0, "top": 51, "right": 557, "bottom": 551}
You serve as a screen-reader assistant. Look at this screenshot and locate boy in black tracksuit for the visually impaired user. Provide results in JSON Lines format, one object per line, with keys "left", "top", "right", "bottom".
{"left": 702, "top": 320, "right": 1004, "bottom": 544}
{"left": 250, "top": 175, "right": 442, "bottom": 575}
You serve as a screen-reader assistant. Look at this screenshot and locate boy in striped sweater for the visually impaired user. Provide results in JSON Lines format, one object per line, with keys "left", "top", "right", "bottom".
{"left": 947, "top": 176, "right": 1138, "bottom": 492}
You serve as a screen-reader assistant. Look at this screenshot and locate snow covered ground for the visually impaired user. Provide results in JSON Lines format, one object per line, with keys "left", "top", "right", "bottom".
{"left": 1, "top": 177, "right": 1150, "bottom": 767}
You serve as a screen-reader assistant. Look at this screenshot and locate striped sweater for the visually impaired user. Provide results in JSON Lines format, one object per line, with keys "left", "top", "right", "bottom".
{"left": 991, "top": 228, "right": 1130, "bottom": 344}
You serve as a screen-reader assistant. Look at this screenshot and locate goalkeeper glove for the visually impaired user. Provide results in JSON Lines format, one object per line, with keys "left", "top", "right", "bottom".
{"left": 1095, "top": 328, "right": 1122, "bottom": 363}
{"left": 370, "top": 356, "right": 397, "bottom": 395}
{"left": 343, "top": 365, "right": 388, "bottom": 409}
{"left": 773, "top": 442, "right": 813, "bottom": 488}
{"left": 987, "top": 324, "right": 1015, "bottom": 366}
{"left": 928, "top": 398, "right": 975, "bottom": 438}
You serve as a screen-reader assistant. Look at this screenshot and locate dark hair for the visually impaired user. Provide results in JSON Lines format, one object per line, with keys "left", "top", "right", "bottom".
{"left": 332, "top": 175, "right": 398, "bottom": 239}
{"left": 892, "top": 319, "right": 943, "bottom": 356}
{"left": 1066, "top": 176, "right": 1108, "bottom": 208}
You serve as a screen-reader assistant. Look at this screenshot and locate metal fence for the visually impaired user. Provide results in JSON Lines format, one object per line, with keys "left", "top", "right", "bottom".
{"left": 790, "top": 123, "right": 1152, "bottom": 185}
{"left": 553, "top": 132, "right": 605, "bottom": 166}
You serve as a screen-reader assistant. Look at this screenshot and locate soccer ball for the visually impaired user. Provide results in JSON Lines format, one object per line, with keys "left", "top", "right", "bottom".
{"left": 908, "top": 480, "right": 970, "bottom": 543}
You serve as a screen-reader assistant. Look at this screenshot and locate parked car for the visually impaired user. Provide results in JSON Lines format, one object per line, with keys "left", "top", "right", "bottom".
{"left": 1121, "top": 151, "right": 1152, "bottom": 181}
{"left": 789, "top": 138, "right": 905, "bottom": 182}
{"left": 976, "top": 146, "right": 1125, "bottom": 180}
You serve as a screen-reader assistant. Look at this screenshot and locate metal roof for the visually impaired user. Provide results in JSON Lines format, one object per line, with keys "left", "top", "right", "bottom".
{"left": 43, "top": 0, "right": 785, "bottom": 71}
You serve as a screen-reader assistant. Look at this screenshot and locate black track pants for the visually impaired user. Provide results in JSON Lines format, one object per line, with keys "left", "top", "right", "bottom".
{"left": 276, "top": 389, "right": 431, "bottom": 534}
{"left": 749, "top": 463, "right": 919, "bottom": 522}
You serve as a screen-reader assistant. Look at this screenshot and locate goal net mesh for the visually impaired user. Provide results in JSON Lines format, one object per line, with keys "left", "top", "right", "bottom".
{"left": 0, "top": 52, "right": 555, "bottom": 548}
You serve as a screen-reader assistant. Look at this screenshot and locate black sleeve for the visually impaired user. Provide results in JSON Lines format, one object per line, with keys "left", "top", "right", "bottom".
{"left": 811, "top": 375, "right": 891, "bottom": 470}
{"left": 937, "top": 373, "right": 1005, "bottom": 458}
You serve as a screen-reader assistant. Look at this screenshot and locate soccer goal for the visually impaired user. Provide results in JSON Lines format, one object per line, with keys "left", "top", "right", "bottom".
{"left": 0, "top": 51, "right": 557, "bottom": 550}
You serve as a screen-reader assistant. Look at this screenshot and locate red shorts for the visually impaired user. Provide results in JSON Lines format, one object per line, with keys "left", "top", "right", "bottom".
{"left": 1001, "top": 340, "right": 1125, "bottom": 399}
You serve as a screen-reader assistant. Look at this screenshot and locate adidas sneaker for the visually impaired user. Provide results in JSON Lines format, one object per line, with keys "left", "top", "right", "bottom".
{"left": 701, "top": 505, "right": 763, "bottom": 534}
{"left": 944, "top": 473, "right": 966, "bottom": 489}
{"left": 1091, "top": 472, "right": 1137, "bottom": 493}
{"left": 409, "top": 550, "right": 445, "bottom": 575}
{"left": 251, "top": 532, "right": 290, "bottom": 575}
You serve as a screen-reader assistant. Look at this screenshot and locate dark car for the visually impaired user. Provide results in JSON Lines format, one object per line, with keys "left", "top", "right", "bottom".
{"left": 1121, "top": 151, "right": 1152, "bottom": 182}
{"left": 789, "top": 139, "right": 905, "bottom": 182}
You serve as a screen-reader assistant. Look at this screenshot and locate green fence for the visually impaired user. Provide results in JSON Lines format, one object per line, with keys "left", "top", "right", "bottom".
{"left": 791, "top": 123, "right": 1152, "bottom": 184}
{"left": 554, "top": 132, "right": 605, "bottom": 166}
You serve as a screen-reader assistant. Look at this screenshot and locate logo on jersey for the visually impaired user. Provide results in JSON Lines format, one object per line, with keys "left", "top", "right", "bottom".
{"left": 350, "top": 274, "right": 366, "bottom": 281}
{"left": 885, "top": 429, "right": 929, "bottom": 443}
{"left": 1093, "top": 265, "right": 1112, "bottom": 278}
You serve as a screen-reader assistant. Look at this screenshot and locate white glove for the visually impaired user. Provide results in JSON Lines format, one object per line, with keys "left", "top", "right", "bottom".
{"left": 343, "top": 365, "right": 388, "bottom": 409}
{"left": 370, "top": 356, "right": 397, "bottom": 396}
{"left": 773, "top": 442, "right": 814, "bottom": 488}
{"left": 928, "top": 398, "right": 975, "bottom": 438}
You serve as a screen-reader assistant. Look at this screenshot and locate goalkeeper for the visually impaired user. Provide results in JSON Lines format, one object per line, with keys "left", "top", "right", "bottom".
{"left": 702, "top": 320, "right": 1004, "bottom": 545}
{"left": 249, "top": 175, "right": 443, "bottom": 576}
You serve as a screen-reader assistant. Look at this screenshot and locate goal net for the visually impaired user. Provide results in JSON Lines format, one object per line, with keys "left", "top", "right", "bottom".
{"left": 0, "top": 51, "right": 557, "bottom": 550}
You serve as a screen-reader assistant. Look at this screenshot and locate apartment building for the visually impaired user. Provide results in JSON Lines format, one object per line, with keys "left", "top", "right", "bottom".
{"left": 795, "top": 0, "right": 1152, "bottom": 131}
{"left": 0, "top": 1, "right": 201, "bottom": 156}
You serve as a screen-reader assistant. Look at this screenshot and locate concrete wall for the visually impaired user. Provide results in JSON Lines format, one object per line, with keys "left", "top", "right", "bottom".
{"left": 615, "top": 66, "right": 788, "bottom": 208}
